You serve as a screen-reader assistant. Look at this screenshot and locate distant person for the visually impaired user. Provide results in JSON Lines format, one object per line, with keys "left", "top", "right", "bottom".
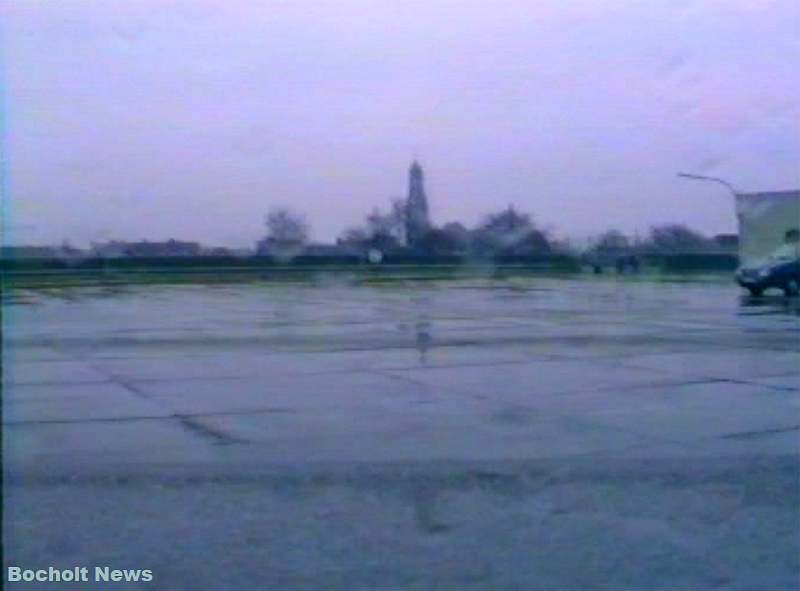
{"left": 768, "top": 228, "right": 800, "bottom": 262}
{"left": 615, "top": 254, "right": 640, "bottom": 274}
{"left": 615, "top": 257, "right": 625, "bottom": 274}
{"left": 415, "top": 321, "right": 432, "bottom": 364}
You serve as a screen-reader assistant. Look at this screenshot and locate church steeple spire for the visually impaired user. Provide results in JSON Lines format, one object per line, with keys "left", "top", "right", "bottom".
{"left": 406, "top": 160, "right": 430, "bottom": 248}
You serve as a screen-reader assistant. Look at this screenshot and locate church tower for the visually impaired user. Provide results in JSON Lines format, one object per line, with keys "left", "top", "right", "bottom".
{"left": 405, "top": 160, "right": 430, "bottom": 248}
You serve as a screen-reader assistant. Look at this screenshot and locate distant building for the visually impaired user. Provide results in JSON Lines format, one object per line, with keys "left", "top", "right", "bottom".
{"left": 92, "top": 239, "right": 201, "bottom": 258}
{"left": 255, "top": 238, "right": 303, "bottom": 257}
{"left": 202, "top": 246, "right": 234, "bottom": 257}
{"left": 256, "top": 240, "right": 359, "bottom": 258}
{"left": 0, "top": 243, "right": 84, "bottom": 259}
{"left": 0, "top": 246, "right": 58, "bottom": 259}
{"left": 90, "top": 241, "right": 127, "bottom": 258}
{"left": 712, "top": 233, "right": 739, "bottom": 251}
{"left": 0, "top": 245, "right": 60, "bottom": 258}
{"left": 405, "top": 160, "right": 431, "bottom": 248}
{"left": 301, "top": 243, "right": 361, "bottom": 257}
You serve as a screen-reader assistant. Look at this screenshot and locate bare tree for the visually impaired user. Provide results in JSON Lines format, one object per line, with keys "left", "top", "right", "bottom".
{"left": 592, "top": 230, "right": 631, "bottom": 254}
{"left": 418, "top": 222, "right": 470, "bottom": 255}
{"left": 265, "top": 207, "right": 308, "bottom": 246}
{"left": 338, "top": 227, "right": 370, "bottom": 246}
{"left": 338, "top": 224, "right": 399, "bottom": 252}
{"left": 471, "top": 205, "right": 551, "bottom": 255}
{"left": 257, "top": 207, "right": 309, "bottom": 257}
{"left": 338, "top": 198, "right": 407, "bottom": 252}
{"left": 365, "top": 198, "right": 406, "bottom": 244}
{"left": 646, "top": 224, "right": 709, "bottom": 253}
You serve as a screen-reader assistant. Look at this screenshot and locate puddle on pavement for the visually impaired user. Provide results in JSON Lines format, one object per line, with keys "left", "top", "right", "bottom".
{"left": 738, "top": 296, "right": 800, "bottom": 318}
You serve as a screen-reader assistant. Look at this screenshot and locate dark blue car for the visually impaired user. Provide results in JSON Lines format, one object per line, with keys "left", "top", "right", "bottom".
{"left": 736, "top": 258, "right": 800, "bottom": 296}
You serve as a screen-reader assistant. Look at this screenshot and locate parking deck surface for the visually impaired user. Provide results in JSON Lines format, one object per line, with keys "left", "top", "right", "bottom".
{"left": 3, "top": 278, "right": 799, "bottom": 590}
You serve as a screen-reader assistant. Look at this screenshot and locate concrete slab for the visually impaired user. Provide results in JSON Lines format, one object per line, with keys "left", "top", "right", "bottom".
{"left": 4, "top": 456, "right": 797, "bottom": 591}
{"left": 745, "top": 374, "right": 800, "bottom": 391}
{"left": 619, "top": 350, "right": 800, "bottom": 381}
{"left": 563, "top": 381, "right": 800, "bottom": 447}
{"left": 2, "top": 418, "right": 220, "bottom": 468}
{"left": 129, "top": 372, "right": 434, "bottom": 415}
{"left": 384, "top": 358, "right": 693, "bottom": 403}
{"left": 190, "top": 410, "right": 654, "bottom": 464}
{"left": 3, "top": 279, "right": 799, "bottom": 591}
{"left": 3, "top": 383, "right": 171, "bottom": 423}
{"left": 3, "top": 360, "right": 110, "bottom": 386}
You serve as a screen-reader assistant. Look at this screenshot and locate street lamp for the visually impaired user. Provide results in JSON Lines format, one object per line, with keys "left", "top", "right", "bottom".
{"left": 677, "top": 172, "right": 739, "bottom": 197}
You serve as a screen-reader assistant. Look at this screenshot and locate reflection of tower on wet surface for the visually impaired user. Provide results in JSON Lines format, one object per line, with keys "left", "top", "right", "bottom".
{"left": 415, "top": 321, "right": 432, "bottom": 364}
{"left": 739, "top": 294, "right": 800, "bottom": 317}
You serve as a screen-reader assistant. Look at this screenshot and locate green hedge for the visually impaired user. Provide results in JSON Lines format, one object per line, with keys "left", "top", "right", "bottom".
{"left": 0, "top": 254, "right": 582, "bottom": 273}
{"left": 651, "top": 254, "right": 739, "bottom": 272}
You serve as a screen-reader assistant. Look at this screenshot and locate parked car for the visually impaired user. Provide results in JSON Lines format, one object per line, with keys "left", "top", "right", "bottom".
{"left": 736, "top": 258, "right": 800, "bottom": 296}
{"left": 733, "top": 192, "right": 800, "bottom": 297}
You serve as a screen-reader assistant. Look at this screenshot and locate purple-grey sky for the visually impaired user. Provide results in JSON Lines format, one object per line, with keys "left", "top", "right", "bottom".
{"left": 3, "top": 0, "right": 799, "bottom": 247}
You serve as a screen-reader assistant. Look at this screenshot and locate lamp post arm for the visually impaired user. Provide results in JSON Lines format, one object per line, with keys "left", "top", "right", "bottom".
{"left": 677, "top": 173, "right": 739, "bottom": 197}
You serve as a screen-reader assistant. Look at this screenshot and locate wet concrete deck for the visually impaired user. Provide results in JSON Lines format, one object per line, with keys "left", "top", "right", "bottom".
{"left": 3, "top": 278, "right": 799, "bottom": 589}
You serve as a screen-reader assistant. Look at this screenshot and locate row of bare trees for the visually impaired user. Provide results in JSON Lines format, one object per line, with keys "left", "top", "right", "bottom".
{"left": 258, "top": 200, "right": 557, "bottom": 257}
{"left": 590, "top": 225, "right": 725, "bottom": 256}
{"left": 257, "top": 203, "right": 722, "bottom": 258}
{"left": 338, "top": 202, "right": 555, "bottom": 256}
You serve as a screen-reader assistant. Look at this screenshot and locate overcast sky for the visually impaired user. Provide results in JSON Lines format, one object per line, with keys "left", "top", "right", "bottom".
{"left": 3, "top": 0, "right": 799, "bottom": 247}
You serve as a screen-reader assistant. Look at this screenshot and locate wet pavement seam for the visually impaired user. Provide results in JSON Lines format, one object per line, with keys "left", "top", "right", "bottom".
{"left": 3, "top": 406, "right": 298, "bottom": 426}
{"left": 720, "top": 424, "right": 800, "bottom": 440}
{"left": 174, "top": 414, "right": 248, "bottom": 446}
